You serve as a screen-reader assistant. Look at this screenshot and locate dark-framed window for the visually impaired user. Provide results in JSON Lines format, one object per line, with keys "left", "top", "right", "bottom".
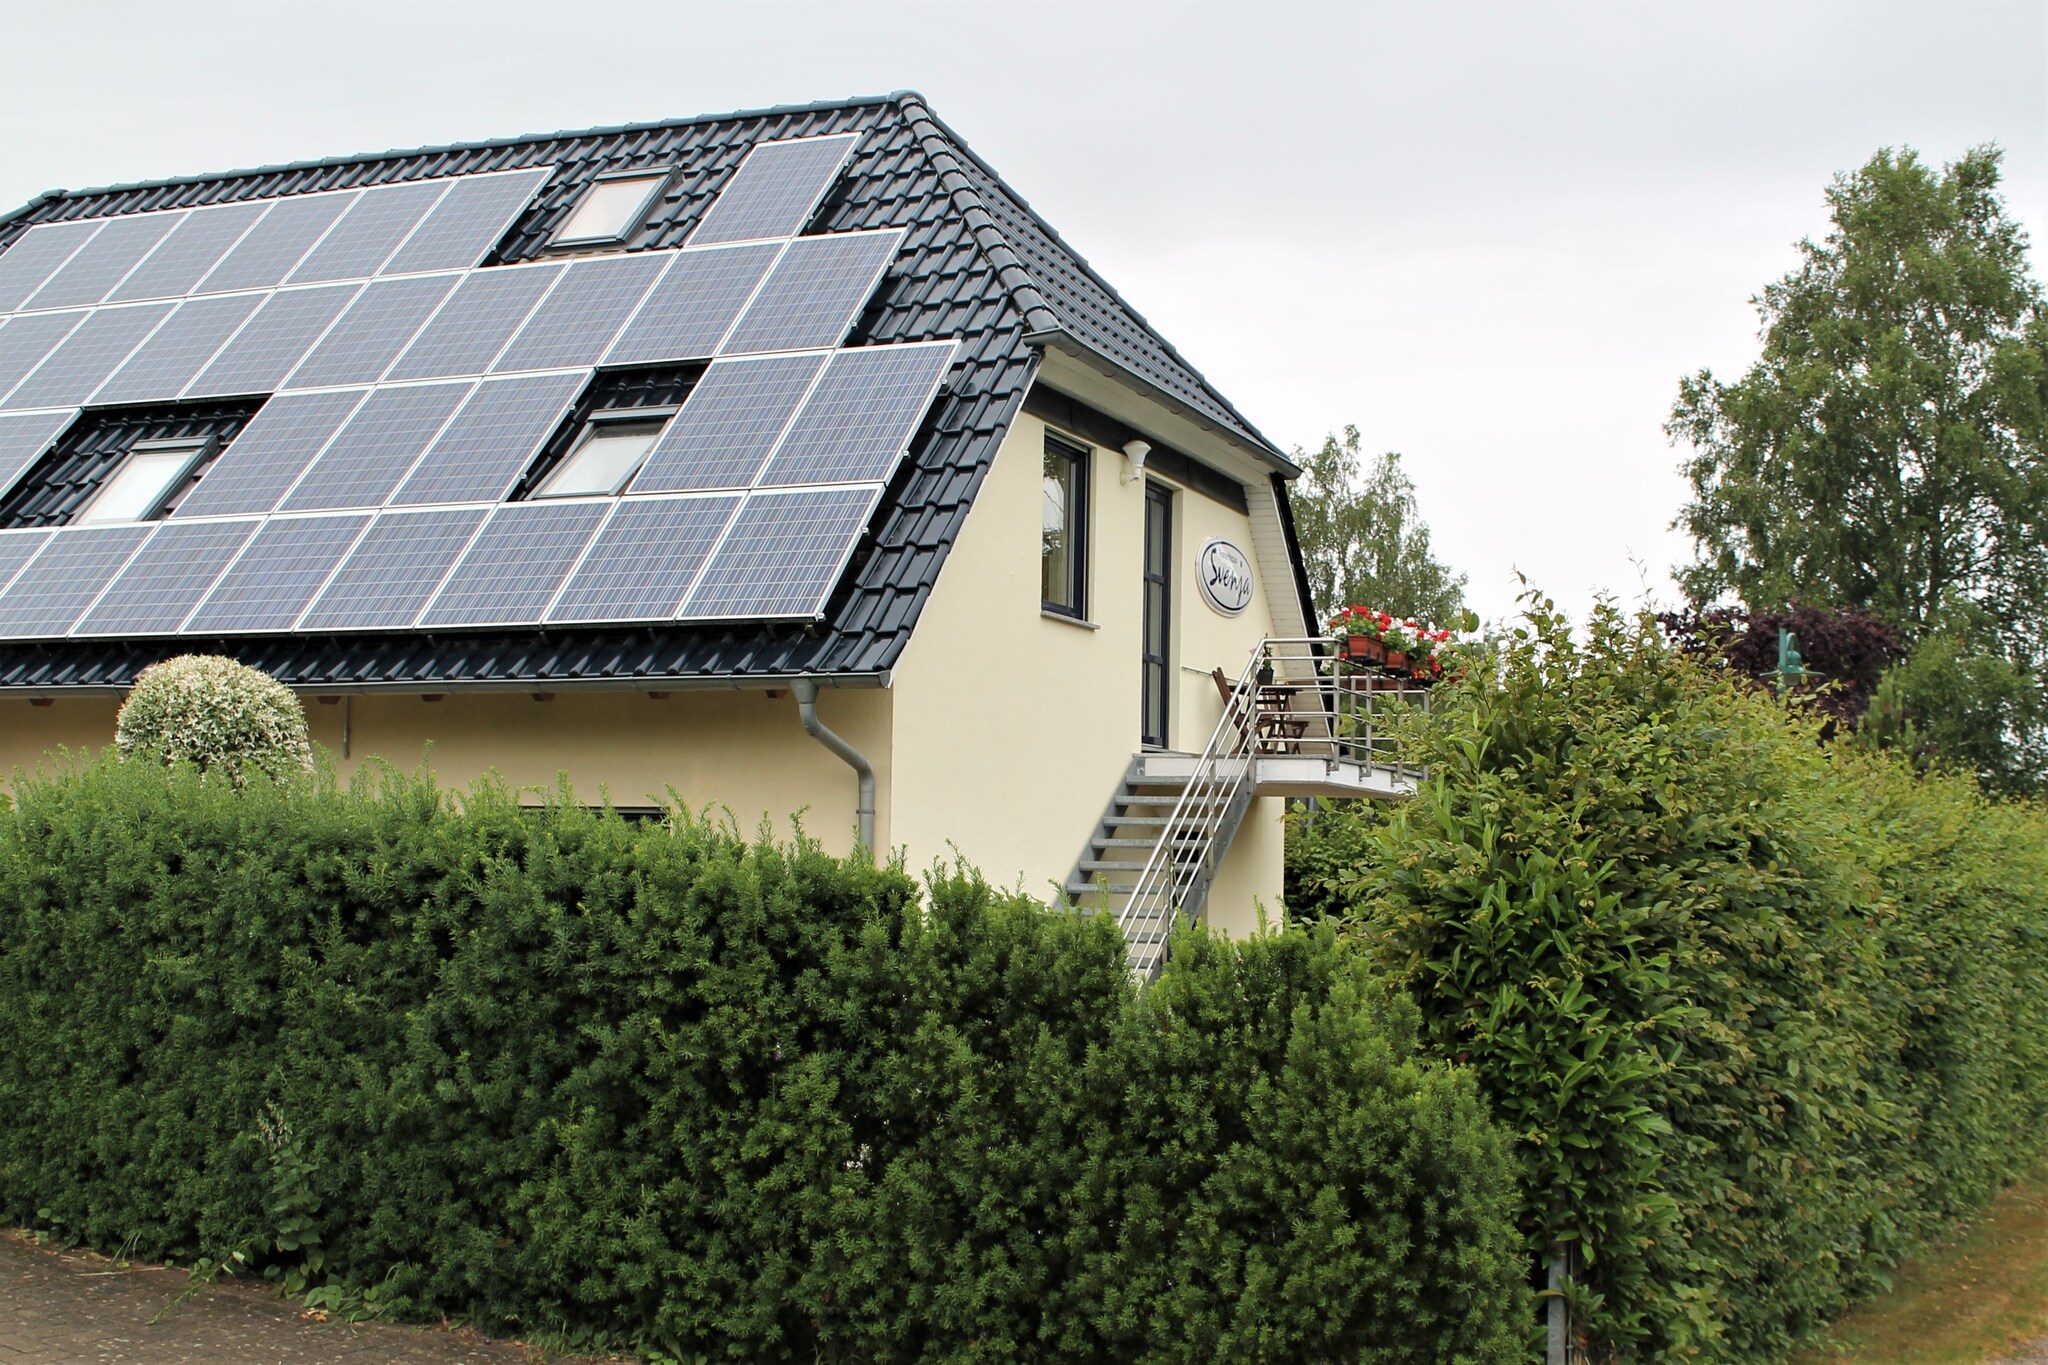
{"left": 534, "top": 408, "right": 673, "bottom": 497}
{"left": 549, "top": 169, "right": 671, "bottom": 247}
{"left": 76, "top": 436, "right": 215, "bottom": 524}
{"left": 1041, "top": 432, "right": 1088, "bottom": 617}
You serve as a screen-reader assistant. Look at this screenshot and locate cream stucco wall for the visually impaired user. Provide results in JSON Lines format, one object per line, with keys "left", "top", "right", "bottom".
{"left": 888, "top": 401, "right": 1292, "bottom": 922}
{"left": 2, "top": 687, "right": 892, "bottom": 862}
{"left": 0, "top": 696, "right": 121, "bottom": 780}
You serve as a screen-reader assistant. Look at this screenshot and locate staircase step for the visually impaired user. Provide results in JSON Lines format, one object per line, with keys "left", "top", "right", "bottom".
{"left": 1112, "top": 793, "right": 1186, "bottom": 806}
{"left": 1099, "top": 815, "right": 1171, "bottom": 828}
{"left": 1093, "top": 837, "right": 1171, "bottom": 849}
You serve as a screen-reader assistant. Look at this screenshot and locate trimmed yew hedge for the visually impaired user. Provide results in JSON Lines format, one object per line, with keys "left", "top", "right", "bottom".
{"left": 0, "top": 757, "right": 1526, "bottom": 1363}
{"left": 1291, "top": 600, "right": 2048, "bottom": 1361}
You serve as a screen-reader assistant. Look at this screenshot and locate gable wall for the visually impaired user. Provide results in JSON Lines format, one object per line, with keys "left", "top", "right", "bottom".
{"left": 886, "top": 400, "right": 1285, "bottom": 925}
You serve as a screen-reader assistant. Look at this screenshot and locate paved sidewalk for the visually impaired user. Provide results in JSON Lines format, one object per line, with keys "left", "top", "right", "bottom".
{"left": 0, "top": 1231, "right": 627, "bottom": 1364}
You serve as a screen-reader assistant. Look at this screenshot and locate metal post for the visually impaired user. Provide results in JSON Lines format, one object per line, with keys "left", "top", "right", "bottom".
{"left": 1547, "top": 1247, "right": 1569, "bottom": 1365}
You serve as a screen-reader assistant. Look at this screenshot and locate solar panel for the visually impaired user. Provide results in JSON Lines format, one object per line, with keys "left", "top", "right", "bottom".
{"left": 719, "top": 230, "right": 900, "bottom": 355}
{"left": 0, "top": 523, "right": 152, "bottom": 637}
{"left": 383, "top": 263, "right": 561, "bottom": 381}
{"left": 280, "top": 273, "right": 457, "bottom": 390}
{"left": 174, "top": 388, "right": 368, "bottom": 518}
{"left": 286, "top": 180, "right": 449, "bottom": 284}
{"left": 3, "top": 303, "right": 174, "bottom": 410}
{"left": 297, "top": 506, "right": 487, "bottom": 631}
{"left": 601, "top": 242, "right": 781, "bottom": 366}
{"left": 0, "top": 221, "right": 103, "bottom": 313}
{"left": 106, "top": 202, "right": 267, "bottom": 303}
{"left": 89, "top": 293, "right": 265, "bottom": 407}
{"left": 545, "top": 494, "right": 738, "bottom": 624}
{"left": 0, "top": 310, "right": 88, "bottom": 404}
{"left": 380, "top": 168, "right": 552, "bottom": 275}
{"left": 185, "top": 512, "right": 371, "bottom": 634}
{"left": 389, "top": 371, "right": 586, "bottom": 506}
{"left": 195, "top": 193, "right": 354, "bottom": 295}
{"left": 491, "top": 253, "right": 667, "bottom": 374}
{"left": 279, "top": 381, "right": 471, "bottom": 512}
{"left": 417, "top": 500, "right": 608, "bottom": 628}
{"left": 0, "top": 529, "right": 53, "bottom": 599}
{"left": 688, "top": 135, "right": 859, "bottom": 246}
{"left": 25, "top": 213, "right": 184, "bottom": 311}
{"left": 628, "top": 353, "right": 825, "bottom": 493}
{"left": 679, "top": 485, "right": 878, "bottom": 620}
{"left": 758, "top": 342, "right": 955, "bottom": 487}
{"left": 71, "top": 517, "right": 258, "bottom": 637}
{"left": 185, "top": 283, "right": 360, "bottom": 397}
{"left": 0, "top": 411, "right": 73, "bottom": 499}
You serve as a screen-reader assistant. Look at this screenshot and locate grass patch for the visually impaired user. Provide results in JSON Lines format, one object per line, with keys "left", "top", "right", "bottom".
{"left": 1792, "top": 1166, "right": 2048, "bottom": 1363}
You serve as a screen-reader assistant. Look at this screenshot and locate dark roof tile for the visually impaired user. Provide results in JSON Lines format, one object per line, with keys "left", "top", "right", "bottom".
{"left": 0, "top": 92, "right": 1268, "bottom": 692}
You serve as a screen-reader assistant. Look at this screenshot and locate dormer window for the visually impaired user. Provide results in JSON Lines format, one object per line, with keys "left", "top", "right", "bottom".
{"left": 76, "top": 437, "right": 213, "bottom": 524}
{"left": 551, "top": 170, "right": 670, "bottom": 247}
{"left": 535, "top": 411, "right": 670, "bottom": 498}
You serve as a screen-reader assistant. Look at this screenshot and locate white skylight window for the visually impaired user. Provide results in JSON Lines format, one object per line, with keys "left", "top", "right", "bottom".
{"left": 537, "top": 415, "right": 668, "bottom": 497}
{"left": 76, "top": 438, "right": 212, "bottom": 524}
{"left": 552, "top": 171, "right": 670, "bottom": 246}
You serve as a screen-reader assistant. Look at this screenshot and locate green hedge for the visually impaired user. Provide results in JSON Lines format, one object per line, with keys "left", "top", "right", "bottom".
{"left": 0, "top": 756, "right": 1526, "bottom": 1363}
{"left": 1291, "top": 600, "right": 2048, "bottom": 1360}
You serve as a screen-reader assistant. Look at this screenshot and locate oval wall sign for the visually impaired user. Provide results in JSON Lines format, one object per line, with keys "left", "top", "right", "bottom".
{"left": 1196, "top": 538, "right": 1254, "bottom": 616}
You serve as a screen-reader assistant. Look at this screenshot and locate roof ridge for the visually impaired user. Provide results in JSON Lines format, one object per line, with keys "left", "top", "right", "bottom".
{"left": 7, "top": 92, "right": 904, "bottom": 213}
{"left": 895, "top": 98, "right": 1278, "bottom": 453}
{"left": 888, "top": 93, "right": 1062, "bottom": 338}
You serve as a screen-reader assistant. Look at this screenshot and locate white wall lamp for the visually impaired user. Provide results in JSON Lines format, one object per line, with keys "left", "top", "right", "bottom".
{"left": 1121, "top": 438, "right": 1152, "bottom": 484}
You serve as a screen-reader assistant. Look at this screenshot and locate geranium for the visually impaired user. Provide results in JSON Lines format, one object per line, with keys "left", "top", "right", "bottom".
{"left": 1327, "top": 605, "right": 1392, "bottom": 641}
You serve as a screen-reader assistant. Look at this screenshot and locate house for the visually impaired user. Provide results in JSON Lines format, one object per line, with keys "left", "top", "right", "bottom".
{"left": 0, "top": 93, "right": 1409, "bottom": 973}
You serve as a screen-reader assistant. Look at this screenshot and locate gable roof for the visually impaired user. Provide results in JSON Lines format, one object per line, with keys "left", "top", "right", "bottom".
{"left": 0, "top": 92, "right": 1290, "bottom": 693}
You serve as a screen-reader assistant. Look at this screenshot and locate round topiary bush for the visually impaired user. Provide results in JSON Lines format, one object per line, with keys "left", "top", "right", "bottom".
{"left": 115, "top": 655, "right": 312, "bottom": 784}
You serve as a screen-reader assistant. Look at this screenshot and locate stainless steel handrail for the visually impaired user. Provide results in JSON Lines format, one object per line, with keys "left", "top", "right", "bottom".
{"left": 1117, "top": 637, "right": 1432, "bottom": 977}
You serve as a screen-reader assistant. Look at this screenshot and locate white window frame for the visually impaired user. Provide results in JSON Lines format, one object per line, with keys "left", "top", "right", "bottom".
{"left": 75, "top": 436, "right": 214, "bottom": 525}
{"left": 549, "top": 168, "right": 673, "bottom": 248}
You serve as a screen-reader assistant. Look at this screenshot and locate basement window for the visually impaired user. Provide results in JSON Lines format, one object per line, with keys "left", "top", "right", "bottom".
{"left": 75, "top": 437, "right": 212, "bottom": 524}
{"left": 552, "top": 170, "right": 670, "bottom": 246}
{"left": 535, "top": 411, "right": 670, "bottom": 497}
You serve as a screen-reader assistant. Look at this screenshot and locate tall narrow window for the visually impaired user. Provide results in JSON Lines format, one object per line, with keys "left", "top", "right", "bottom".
{"left": 551, "top": 170, "right": 670, "bottom": 247}
{"left": 76, "top": 437, "right": 212, "bottom": 524}
{"left": 1041, "top": 434, "right": 1087, "bottom": 617}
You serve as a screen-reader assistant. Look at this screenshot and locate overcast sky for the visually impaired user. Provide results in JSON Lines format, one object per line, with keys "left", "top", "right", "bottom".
{"left": 4, "top": 0, "right": 2042, "bottom": 625}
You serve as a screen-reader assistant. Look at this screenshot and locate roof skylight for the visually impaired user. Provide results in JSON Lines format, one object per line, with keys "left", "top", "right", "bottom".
{"left": 553, "top": 171, "right": 669, "bottom": 247}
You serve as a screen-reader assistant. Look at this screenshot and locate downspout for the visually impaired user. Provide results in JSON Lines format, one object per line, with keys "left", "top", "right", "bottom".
{"left": 792, "top": 677, "right": 875, "bottom": 858}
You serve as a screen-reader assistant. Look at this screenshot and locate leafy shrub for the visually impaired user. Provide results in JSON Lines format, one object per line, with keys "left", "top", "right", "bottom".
{"left": 0, "top": 758, "right": 1527, "bottom": 1363}
{"left": 1293, "top": 594, "right": 2048, "bottom": 1360}
{"left": 114, "top": 654, "right": 311, "bottom": 784}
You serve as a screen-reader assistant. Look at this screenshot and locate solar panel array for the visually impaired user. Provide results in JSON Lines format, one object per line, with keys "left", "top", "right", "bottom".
{"left": 0, "top": 135, "right": 960, "bottom": 640}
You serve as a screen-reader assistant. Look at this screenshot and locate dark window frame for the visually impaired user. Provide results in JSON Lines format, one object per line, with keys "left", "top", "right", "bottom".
{"left": 547, "top": 168, "right": 674, "bottom": 249}
{"left": 1041, "top": 431, "right": 1089, "bottom": 619}
{"left": 532, "top": 405, "right": 677, "bottom": 499}
{"left": 76, "top": 434, "right": 217, "bottom": 524}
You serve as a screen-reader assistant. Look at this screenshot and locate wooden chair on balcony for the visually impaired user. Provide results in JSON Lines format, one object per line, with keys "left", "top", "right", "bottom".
{"left": 1210, "top": 667, "right": 1309, "bottom": 755}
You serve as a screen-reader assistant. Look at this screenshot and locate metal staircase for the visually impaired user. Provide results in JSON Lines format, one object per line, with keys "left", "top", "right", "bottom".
{"left": 1062, "top": 758, "right": 1255, "bottom": 973}
{"left": 1063, "top": 637, "right": 1430, "bottom": 980}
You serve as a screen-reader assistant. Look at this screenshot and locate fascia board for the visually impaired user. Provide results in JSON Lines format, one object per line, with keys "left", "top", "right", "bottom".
{"left": 1025, "top": 332, "right": 1300, "bottom": 481}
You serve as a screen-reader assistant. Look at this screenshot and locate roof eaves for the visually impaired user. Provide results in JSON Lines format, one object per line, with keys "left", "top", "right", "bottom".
{"left": 1025, "top": 325, "right": 1298, "bottom": 474}
{"left": 3, "top": 92, "right": 904, "bottom": 217}
{"left": 899, "top": 95, "right": 1282, "bottom": 455}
